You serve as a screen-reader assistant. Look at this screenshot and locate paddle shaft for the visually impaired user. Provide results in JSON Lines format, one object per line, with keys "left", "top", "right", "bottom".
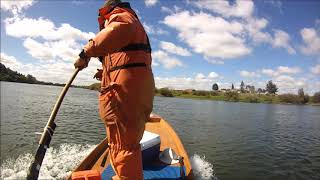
{"left": 27, "top": 68, "right": 80, "bottom": 180}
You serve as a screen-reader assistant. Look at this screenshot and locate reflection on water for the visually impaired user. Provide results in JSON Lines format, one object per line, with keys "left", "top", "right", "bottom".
{"left": 1, "top": 82, "right": 320, "bottom": 179}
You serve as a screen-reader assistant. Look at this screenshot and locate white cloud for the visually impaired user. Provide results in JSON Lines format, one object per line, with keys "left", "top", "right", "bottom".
{"left": 1, "top": 1, "right": 102, "bottom": 85}
{"left": 272, "top": 29, "right": 296, "bottom": 54}
{"left": 155, "top": 71, "right": 221, "bottom": 90}
{"left": 261, "top": 66, "right": 301, "bottom": 77}
{"left": 187, "top": 0, "right": 295, "bottom": 57}
{"left": 0, "top": 0, "right": 35, "bottom": 15}
{"left": 245, "top": 21, "right": 295, "bottom": 54}
{"left": 23, "top": 38, "right": 55, "bottom": 61}
{"left": 275, "top": 75, "right": 295, "bottom": 82}
{"left": 5, "top": 17, "right": 94, "bottom": 41}
{"left": 4, "top": 15, "right": 94, "bottom": 63}
{"left": 246, "top": 17, "right": 271, "bottom": 43}
{"left": 155, "top": 75, "right": 217, "bottom": 90}
{"left": 154, "top": 73, "right": 314, "bottom": 93}
{"left": 161, "top": 6, "right": 173, "bottom": 14}
{"left": 277, "top": 66, "right": 301, "bottom": 74}
{"left": 261, "top": 69, "right": 275, "bottom": 77}
{"left": 204, "top": 59, "right": 225, "bottom": 65}
{"left": 208, "top": 72, "right": 219, "bottom": 79}
{"left": 194, "top": 0, "right": 265, "bottom": 40}
{"left": 23, "top": 38, "right": 80, "bottom": 62}
{"left": 193, "top": 0, "right": 254, "bottom": 18}
{"left": 274, "top": 75, "right": 308, "bottom": 94}
{"left": 5, "top": 17, "right": 54, "bottom": 39}
{"left": 32, "top": 59, "right": 102, "bottom": 85}
{"left": 145, "top": 0, "right": 158, "bottom": 7}
{"left": 311, "top": 65, "right": 320, "bottom": 74}
{"left": 196, "top": 72, "right": 220, "bottom": 80}
{"left": 195, "top": 73, "right": 205, "bottom": 79}
{"left": 264, "top": 0, "right": 283, "bottom": 14}
{"left": 142, "top": 22, "right": 168, "bottom": 35}
{"left": 163, "top": 11, "right": 251, "bottom": 61}
{"left": 152, "top": 50, "right": 183, "bottom": 69}
{"left": 163, "top": 0, "right": 296, "bottom": 63}
{"left": 0, "top": 52, "right": 101, "bottom": 85}
{"left": 71, "top": 0, "right": 86, "bottom": 5}
{"left": 153, "top": 64, "right": 313, "bottom": 93}
{"left": 300, "top": 28, "right": 320, "bottom": 56}
{"left": 246, "top": 19, "right": 295, "bottom": 54}
{"left": 235, "top": 66, "right": 307, "bottom": 93}
{"left": 258, "top": 67, "right": 308, "bottom": 93}
{"left": 239, "top": 70, "right": 260, "bottom": 78}
{"left": 142, "top": 22, "right": 153, "bottom": 34}
{"left": 152, "top": 61, "right": 159, "bottom": 67}
{"left": 0, "top": 52, "right": 22, "bottom": 71}
{"left": 266, "top": 0, "right": 283, "bottom": 8}
{"left": 155, "top": 76, "right": 194, "bottom": 90}
{"left": 159, "top": 41, "right": 191, "bottom": 56}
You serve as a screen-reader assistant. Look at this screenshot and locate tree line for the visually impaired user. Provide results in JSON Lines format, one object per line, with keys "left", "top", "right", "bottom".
{"left": 1, "top": 63, "right": 68, "bottom": 87}
{"left": 212, "top": 80, "right": 278, "bottom": 94}
{"left": 2, "top": 62, "right": 318, "bottom": 105}
{"left": 0, "top": 63, "right": 39, "bottom": 84}
{"left": 156, "top": 80, "right": 320, "bottom": 105}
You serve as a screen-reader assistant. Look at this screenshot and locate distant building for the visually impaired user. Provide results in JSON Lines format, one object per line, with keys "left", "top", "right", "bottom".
{"left": 245, "top": 85, "right": 255, "bottom": 93}
{"left": 220, "top": 88, "right": 232, "bottom": 93}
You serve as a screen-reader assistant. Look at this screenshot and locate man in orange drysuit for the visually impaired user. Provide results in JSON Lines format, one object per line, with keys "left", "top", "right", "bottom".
{"left": 74, "top": 0, "right": 155, "bottom": 179}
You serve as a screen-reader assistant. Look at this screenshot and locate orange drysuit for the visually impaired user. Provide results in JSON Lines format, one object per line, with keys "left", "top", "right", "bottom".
{"left": 83, "top": 3, "right": 154, "bottom": 179}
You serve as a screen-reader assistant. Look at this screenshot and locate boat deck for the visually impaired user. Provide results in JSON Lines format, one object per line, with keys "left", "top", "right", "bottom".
{"left": 71, "top": 114, "right": 193, "bottom": 179}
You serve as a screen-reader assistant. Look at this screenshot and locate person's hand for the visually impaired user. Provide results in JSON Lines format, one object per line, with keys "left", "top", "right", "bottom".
{"left": 74, "top": 49, "right": 90, "bottom": 70}
{"left": 93, "top": 69, "right": 103, "bottom": 81}
{"left": 74, "top": 57, "right": 89, "bottom": 70}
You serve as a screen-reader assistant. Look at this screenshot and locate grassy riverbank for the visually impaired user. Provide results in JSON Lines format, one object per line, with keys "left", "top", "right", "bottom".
{"left": 82, "top": 83, "right": 320, "bottom": 105}
{"left": 156, "top": 88, "right": 320, "bottom": 105}
{"left": 2, "top": 63, "right": 318, "bottom": 106}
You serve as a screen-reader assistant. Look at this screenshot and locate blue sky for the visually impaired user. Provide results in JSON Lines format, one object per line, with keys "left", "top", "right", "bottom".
{"left": 1, "top": 0, "right": 319, "bottom": 94}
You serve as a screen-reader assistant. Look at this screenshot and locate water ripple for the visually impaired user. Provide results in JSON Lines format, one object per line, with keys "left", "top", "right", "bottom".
{"left": 1, "top": 82, "right": 320, "bottom": 179}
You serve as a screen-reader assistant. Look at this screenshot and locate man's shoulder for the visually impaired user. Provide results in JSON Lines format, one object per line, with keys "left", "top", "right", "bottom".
{"left": 109, "top": 9, "right": 137, "bottom": 24}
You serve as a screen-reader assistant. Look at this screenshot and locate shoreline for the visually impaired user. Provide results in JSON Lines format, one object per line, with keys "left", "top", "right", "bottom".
{"left": 155, "top": 94, "right": 320, "bottom": 106}
{"left": 2, "top": 81, "right": 319, "bottom": 106}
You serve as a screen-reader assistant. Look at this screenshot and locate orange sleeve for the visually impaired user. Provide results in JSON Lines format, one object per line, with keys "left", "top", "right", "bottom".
{"left": 83, "top": 13, "right": 134, "bottom": 57}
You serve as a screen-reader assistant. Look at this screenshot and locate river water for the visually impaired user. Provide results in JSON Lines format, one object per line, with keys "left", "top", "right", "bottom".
{"left": 1, "top": 82, "right": 319, "bottom": 180}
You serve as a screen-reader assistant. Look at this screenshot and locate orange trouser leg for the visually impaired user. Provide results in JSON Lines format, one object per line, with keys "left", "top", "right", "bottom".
{"left": 109, "top": 144, "right": 143, "bottom": 180}
{"left": 99, "top": 82, "right": 152, "bottom": 180}
{"left": 106, "top": 121, "right": 144, "bottom": 180}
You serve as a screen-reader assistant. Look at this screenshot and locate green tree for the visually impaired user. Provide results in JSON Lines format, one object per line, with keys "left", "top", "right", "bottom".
{"left": 88, "top": 83, "right": 101, "bottom": 91}
{"left": 266, "top": 80, "right": 278, "bottom": 94}
{"left": 298, "top": 88, "right": 304, "bottom": 97}
{"left": 312, "top": 91, "right": 320, "bottom": 103}
{"left": 159, "top": 88, "right": 174, "bottom": 97}
{"left": 212, "top": 83, "right": 219, "bottom": 91}
{"left": 225, "top": 91, "right": 239, "bottom": 102}
{"left": 240, "top": 81, "right": 245, "bottom": 93}
{"left": 231, "top": 83, "right": 234, "bottom": 90}
{"left": 26, "top": 74, "right": 37, "bottom": 83}
{"left": 0, "top": 63, "right": 39, "bottom": 83}
{"left": 298, "top": 88, "right": 309, "bottom": 104}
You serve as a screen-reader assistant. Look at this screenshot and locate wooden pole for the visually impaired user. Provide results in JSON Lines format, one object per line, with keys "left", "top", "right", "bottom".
{"left": 27, "top": 68, "right": 80, "bottom": 180}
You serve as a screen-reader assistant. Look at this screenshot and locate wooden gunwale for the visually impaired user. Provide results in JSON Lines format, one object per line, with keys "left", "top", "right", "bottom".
{"left": 69, "top": 114, "right": 194, "bottom": 179}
